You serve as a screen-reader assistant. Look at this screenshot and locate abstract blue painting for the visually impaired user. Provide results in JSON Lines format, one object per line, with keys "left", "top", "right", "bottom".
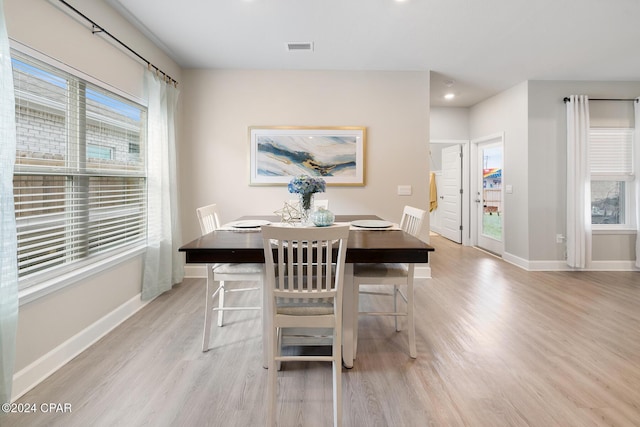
{"left": 250, "top": 127, "right": 366, "bottom": 185}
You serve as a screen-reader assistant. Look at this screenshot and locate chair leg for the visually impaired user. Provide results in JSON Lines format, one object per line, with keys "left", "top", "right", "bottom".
{"left": 353, "top": 282, "right": 360, "bottom": 358}
{"left": 393, "top": 284, "right": 400, "bottom": 332}
{"left": 217, "top": 281, "right": 225, "bottom": 327}
{"left": 407, "top": 266, "right": 417, "bottom": 358}
{"left": 333, "top": 327, "right": 343, "bottom": 427}
{"left": 202, "top": 267, "right": 214, "bottom": 352}
{"left": 276, "top": 327, "right": 282, "bottom": 371}
{"left": 267, "top": 325, "right": 278, "bottom": 427}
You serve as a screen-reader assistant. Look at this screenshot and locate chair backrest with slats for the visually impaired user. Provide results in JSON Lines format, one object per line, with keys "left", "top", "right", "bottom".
{"left": 196, "top": 203, "right": 222, "bottom": 235}
{"left": 400, "top": 205, "right": 426, "bottom": 238}
{"left": 261, "top": 225, "right": 349, "bottom": 303}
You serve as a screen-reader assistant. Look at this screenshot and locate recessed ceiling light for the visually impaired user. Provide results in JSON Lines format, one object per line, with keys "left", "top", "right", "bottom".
{"left": 444, "top": 93, "right": 455, "bottom": 100}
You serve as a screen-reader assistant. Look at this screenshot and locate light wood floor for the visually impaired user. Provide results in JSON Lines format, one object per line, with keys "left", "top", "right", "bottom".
{"left": 4, "top": 235, "right": 640, "bottom": 427}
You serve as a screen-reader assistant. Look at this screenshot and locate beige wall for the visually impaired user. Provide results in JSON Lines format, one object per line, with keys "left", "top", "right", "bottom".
{"left": 179, "top": 69, "right": 431, "bottom": 243}
{"left": 5, "top": 0, "right": 182, "bottom": 374}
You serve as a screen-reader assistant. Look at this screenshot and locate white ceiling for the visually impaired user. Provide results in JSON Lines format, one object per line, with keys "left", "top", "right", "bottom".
{"left": 108, "top": 0, "right": 640, "bottom": 107}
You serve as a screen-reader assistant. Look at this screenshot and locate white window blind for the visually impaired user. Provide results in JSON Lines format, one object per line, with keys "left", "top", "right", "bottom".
{"left": 589, "top": 129, "right": 634, "bottom": 176}
{"left": 11, "top": 50, "right": 147, "bottom": 285}
{"left": 589, "top": 128, "right": 635, "bottom": 227}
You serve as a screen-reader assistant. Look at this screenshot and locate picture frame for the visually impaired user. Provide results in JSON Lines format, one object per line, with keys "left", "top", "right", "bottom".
{"left": 249, "top": 126, "right": 366, "bottom": 186}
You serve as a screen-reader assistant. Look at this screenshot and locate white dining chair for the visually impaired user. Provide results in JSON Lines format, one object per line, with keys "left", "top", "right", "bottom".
{"left": 352, "top": 205, "right": 426, "bottom": 359}
{"left": 197, "top": 203, "right": 263, "bottom": 352}
{"left": 261, "top": 224, "right": 349, "bottom": 427}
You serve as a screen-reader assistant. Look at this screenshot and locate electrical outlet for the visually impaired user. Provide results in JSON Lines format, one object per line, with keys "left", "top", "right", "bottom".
{"left": 556, "top": 234, "right": 564, "bottom": 243}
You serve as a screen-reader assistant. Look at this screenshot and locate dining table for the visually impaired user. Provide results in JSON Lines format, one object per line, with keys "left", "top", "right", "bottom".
{"left": 179, "top": 214, "right": 435, "bottom": 368}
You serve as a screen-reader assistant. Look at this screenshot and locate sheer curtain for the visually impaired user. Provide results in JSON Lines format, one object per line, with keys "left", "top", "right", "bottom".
{"left": 566, "top": 95, "right": 592, "bottom": 268}
{"left": 141, "top": 70, "right": 183, "bottom": 300}
{"left": 0, "top": 0, "right": 19, "bottom": 403}
{"left": 635, "top": 98, "right": 640, "bottom": 269}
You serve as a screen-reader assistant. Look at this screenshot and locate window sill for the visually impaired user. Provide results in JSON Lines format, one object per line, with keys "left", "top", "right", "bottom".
{"left": 18, "top": 245, "right": 146, "bottom": 306}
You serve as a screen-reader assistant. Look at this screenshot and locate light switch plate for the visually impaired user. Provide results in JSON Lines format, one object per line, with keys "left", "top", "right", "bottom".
{"left": 397, "top": 185, "right": 412, "bottom": 196}
{"left": 505, "top": 184, "right": 513, "bottom": 194}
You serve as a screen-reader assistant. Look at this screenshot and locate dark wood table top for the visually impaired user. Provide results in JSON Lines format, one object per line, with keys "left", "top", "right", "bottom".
{"left": 179, "top": 215, "right": 434, "bottom": 264}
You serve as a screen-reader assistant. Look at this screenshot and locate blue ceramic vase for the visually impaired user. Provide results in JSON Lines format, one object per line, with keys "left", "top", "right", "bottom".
{"left": 311, "top": 207, "right": 335, "bottom": 227}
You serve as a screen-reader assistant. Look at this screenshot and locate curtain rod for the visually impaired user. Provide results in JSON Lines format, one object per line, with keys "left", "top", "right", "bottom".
{"left": 563, "top": 97, "right": 638, "bottom": 103}
{"left": 56, "top": 0, "right": 178, "bottom": 87}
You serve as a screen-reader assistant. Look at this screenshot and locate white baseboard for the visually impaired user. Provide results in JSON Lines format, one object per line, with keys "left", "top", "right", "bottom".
{"left": 429, "top": 225, "right": 443, "bottom": 236}
{"left": 415, "top": 264, "right": 431, "bottom": 279}
{"left": 11, "top": 293, "right": 151, "bottom": 402}
{"left": 502, "top": 251, "right": 532, "bottom": 270}
{"left": 502, "top": 252, "right": 639, "bottom": 272}
{"left": 502, "top": 252, "right": 569, "bottom": 271}
{"left": 588, "top": 260, "right": 639, "bottom": 271}
{"left": 184, "top": 264, "right": 207, "bottom": 278}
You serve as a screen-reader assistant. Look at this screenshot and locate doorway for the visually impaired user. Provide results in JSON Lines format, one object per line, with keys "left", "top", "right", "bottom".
{"left": 472, "top": 134, "right": 504, "bottom": 255}
{"left": 429, "top": 140, "right": 469, "bottom": 245}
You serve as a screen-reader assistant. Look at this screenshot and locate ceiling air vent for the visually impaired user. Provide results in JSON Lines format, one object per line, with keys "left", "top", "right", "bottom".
{"left": 286, "top": 42, "right": 314, "bottom": 52}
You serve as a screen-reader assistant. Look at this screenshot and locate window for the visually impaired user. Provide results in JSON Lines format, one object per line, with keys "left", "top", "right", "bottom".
{"left": 589, "top": 128, "right": 635, "bottom": 227}
{"left": 87, "top": 144, "right": 114, "bottom": 160}
{"left": 12, "top": 50, "right": 147, "bottom": 288}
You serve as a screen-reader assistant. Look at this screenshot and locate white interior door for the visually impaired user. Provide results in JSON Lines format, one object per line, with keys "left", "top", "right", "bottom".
{"left": 475, "top": 139, "right": 504, "bottom": 255}
{"left": 439, "top": 145, "right": 462, "bottom": 243}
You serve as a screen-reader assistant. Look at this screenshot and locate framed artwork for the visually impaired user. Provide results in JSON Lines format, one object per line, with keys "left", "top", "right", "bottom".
{"left": 249, "top": 126, "right": 366, "bottom": 186}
